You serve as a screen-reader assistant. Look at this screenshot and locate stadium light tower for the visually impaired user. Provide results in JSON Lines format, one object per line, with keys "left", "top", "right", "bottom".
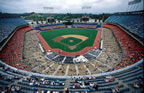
{"left": 127, "top": 0, "right": 143, "bottom": 11}
{"left": 99, "top": 14, "right": 105, "bottom": 50}
{"left": 101, "top": 14, "right": 104, "bottom": 26}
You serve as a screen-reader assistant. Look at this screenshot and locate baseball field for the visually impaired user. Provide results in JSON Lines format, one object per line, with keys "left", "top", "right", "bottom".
{"left": 40, "top": 28, "right": 98, "bottom": 52}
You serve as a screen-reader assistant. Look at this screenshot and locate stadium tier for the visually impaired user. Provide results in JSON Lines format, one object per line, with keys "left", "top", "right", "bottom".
{"left": 0, "top": 59, "right": 143, "bottom": 92}
{"left": 0, "top": 26, "right": 32, "bottom": 71}
{"left": 104, "top": 14, "right": 144, "bottom": 38}
{"left": 0, "top": 17, "right": 33, "bottom": 71}
{"left": 36, "top": 24, "right": 66, "bottom": 31}
{"left": 73, "top": 23, "right": 101, "bottom": 29}
{"left": 0, "top": 18, "right": 29, "bottom": 43}
{"left": 36, "top": 23, "right": 101, "bottom": 31}
{"left": 0, "top": 14, "right": 144, "bottom": 93}
{"left": 103, "top": 24, "right": 144, "bottom": 69}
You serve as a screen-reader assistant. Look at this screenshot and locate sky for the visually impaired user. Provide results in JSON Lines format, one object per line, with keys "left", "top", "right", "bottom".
{"left": 0, "top": 0, "right": 143, "bottom": 14}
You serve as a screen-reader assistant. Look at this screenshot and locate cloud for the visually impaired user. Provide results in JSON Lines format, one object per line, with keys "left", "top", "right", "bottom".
{"left": 0, "top": 0, "right": 139, "bottom": 13}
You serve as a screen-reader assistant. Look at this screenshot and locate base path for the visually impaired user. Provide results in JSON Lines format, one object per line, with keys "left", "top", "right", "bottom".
{"left": 37, "top": 29, "right": 101, "bottom": 56}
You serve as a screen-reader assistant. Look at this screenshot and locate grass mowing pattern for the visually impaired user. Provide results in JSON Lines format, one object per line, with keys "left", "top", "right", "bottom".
{"left": 40, "top": 28, "right": 98, "bottom": 52}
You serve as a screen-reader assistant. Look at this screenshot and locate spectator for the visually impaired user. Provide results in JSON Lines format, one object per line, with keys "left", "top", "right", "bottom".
{"left": 132, "top": 83, "right": 140, "bottom": 88}
{"left": 80, "top": 84, "right": 86, "bottom": 88}
{"left": 112, "top": 87, "right": 120, "bottom": 93}
{"left": 64, "top": 88, "right": 69, "bottom": 93}
{"left": 93, "top": 84, "right": 98, "bottom": 90}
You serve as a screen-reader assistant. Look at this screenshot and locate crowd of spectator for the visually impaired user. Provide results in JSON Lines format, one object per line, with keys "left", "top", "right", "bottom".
{"left": 0, "top": 61, "right": 143, "bottom": 92}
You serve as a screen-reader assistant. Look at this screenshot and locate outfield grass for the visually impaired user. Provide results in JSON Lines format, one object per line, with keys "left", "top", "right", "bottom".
{"left": 40, "top": 28, "right": 98, "bottom": 52}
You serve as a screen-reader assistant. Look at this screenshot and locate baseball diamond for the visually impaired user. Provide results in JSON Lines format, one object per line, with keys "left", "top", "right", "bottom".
{"left": 40, "top": 28, "right": 98, "bottom": 52}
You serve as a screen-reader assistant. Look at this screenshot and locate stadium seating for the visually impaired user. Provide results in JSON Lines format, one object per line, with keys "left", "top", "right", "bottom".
{"left": 45, "top": 49, "right": 102, "bottom": 64}
{"left": 104, "top": 14, "right": 144, "bottom": 38}
{"left": 73, "top": 23, "right": 101, "bottom": 29}
{"left": 37, "top": 23, "right": 101, "bottom": 31}
{"left": 0, "top": 18, "right": 29, "bottom": 42}
{"left": 0, "top": 59, "right": 143, "bottom": 92}
{"left": 0, "top": 26, "right": 32, "bottom": 71}
{"left": 0, "top": 14, "right": 143, "bottom": 93}
{"left": 103, "top": 24, "right": 144, "bottom": 70}
{"left": 37, "top": 24, "right": 66, "bottom": 31}
{"left": 0, "top": 18, "right": 32, "bottom": 71}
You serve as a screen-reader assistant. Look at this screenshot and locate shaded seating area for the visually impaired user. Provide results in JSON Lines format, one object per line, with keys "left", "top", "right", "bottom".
{"left": 104, "top": 14, "right": 144, "bottom": 38}
{"left": 0, "top": 18, "right": 29, "bottom": 42}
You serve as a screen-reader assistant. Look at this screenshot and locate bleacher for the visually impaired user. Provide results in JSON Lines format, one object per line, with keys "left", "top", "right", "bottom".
{"left": 73, "top": 23, "right": 101, "bottom": 29}
{"left": 37, "top": 24, "right": 66, "bottom": 31}
{"left": 37, "top": 23, "right": 101, "bottom": 31}
{"left": 104, "top": 14, "right": 144, "bottom": 38}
